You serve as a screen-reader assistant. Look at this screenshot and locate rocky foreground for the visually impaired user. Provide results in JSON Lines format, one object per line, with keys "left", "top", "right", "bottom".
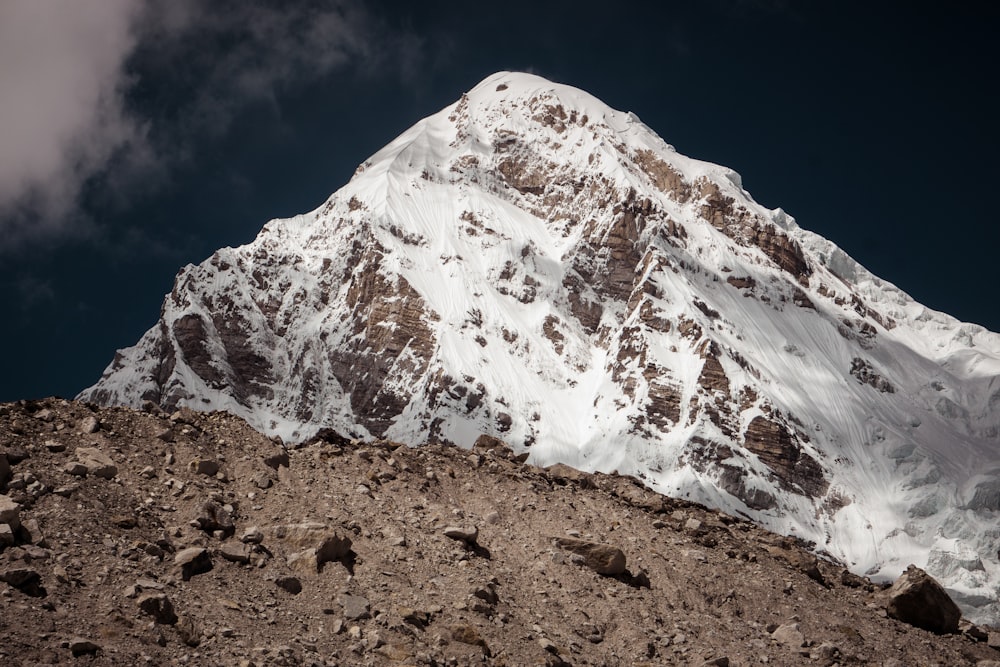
{"left": 2, "top": 398, "right": 1000, "bottom": 666}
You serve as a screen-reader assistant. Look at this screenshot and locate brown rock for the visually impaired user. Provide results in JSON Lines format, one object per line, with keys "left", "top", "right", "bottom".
{"left": 43, "top": 440, "right": 66, "bottom": 453}
{"left": 452, "top": 623, "right": 489, "bottom": 652}
{"left": 275, "top": 576, "right": 302, "bottom": 594}
{"left": 264, "top": 450, "right": 290, "bottom": 469}
{"left": 138, "top": 593, "right": 178, "bottom": 625}
{"left": 269, "top": 522, "right": 328, "bottom": 547}
{"left": 21, "top": 518, "right": 46, "bottom": 547}
{"left": 702, "top": 658, "right": 730, "bottom": 667}
{"left": 340, "top": 594, "right": 370, "bottom": 620}
{"left": 401, "top": 607, "right": 432, "bottom": 628}
{"left": 195, "top": 500, "right": 234, "bottom": 537}
{"left": 286, "top": 548, "right": 320, "bottom": 574}
{"left": 443, "top": 525, "right": 479, "bottom": 543}
{"left": 744, "top": 416, "right": 827, "bottom": 498}
{"left": 174, "top": 547, "right": 212, "bottom": 580}
{"left": 69, "top": 638, "right": 102, "bottom": 656}
{"left": 0, "top": 494, "right": 21, "bottom": 530}
{"left": 554, "top": 537, "right": 627, "bottom": 575}
{"left": 882, "top": 565, "right": 960, "bottom": 634}
{"left": 767, "top": 545, "right": 827, "bottom": 587}
{"left": 771, "top": 622, "right": 805, "bottom": 648}
{"left": 218, "top": 543, "right": 251, "bottom": 564}
{"left": 241, "top": 526, "right": 264, "bottom": 544}
{"left": 63, "top": 461, "right": 88, "bottom": 476}
{"left": 377, "top": 644, "right": 413, "bottom": 661}
{"left": 78, "top": 415, "right": 100, "bottom": 434}
{"left": 545, "top": 463, "right": 597, "bottom": 489}
{"left": 1, "top": 567, "right": 46, "bottom": 596}
{"left": 190, "top": 458, "right": 220, "bottom": 476}
{"left": 316, "top": 532, "right": 353, "bottom": 565}
{"left": 72, "top": 447, "right": 118, "bottom": 479}
{"left": 252, "top": 471, "right": 273, "bottom": 489}
{"left": 176, "top": 615, "right": 201, "bottom": 647}
{"left": 473, "top": 434, "right": 509, "bottom": 453}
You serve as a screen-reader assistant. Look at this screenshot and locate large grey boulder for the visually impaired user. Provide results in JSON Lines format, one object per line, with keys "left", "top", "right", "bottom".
{"left": 882, "top": 565, "right": 961, "bottom": 634}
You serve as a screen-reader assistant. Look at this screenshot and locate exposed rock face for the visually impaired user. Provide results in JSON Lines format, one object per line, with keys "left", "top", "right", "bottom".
{"left": 744, "top": 416, "right": 828, "bottom": 498}
{"left": 78, "top": 71, "right": 1000, "bottom": 624}
{"left": 850, "top": 357, "right": 895, "bottom": 393}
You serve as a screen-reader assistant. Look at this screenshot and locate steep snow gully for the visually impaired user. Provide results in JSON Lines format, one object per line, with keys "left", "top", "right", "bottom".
{"left": 81, "top": 72, "right": 1000, "bottom": 623}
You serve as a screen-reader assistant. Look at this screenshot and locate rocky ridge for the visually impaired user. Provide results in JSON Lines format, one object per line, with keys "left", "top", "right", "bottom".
{"left": 3, "top": 397, "right": 1000, "bottom": 666}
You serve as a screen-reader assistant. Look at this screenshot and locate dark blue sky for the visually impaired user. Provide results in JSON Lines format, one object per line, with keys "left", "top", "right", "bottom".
{"left": 1, "top": 1, "right": 997, "bottom": 402}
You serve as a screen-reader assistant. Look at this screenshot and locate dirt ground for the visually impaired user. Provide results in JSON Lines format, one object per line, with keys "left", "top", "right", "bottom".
{"left": 2, "top": 397, "right": 1000, "bottom": 666}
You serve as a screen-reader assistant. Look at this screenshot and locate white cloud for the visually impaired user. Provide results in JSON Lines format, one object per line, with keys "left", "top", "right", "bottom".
{"left": 0, "top": 0, "right": 145, "bottom": 243}
{"left": 0, "top": 0, "right": 398, "bottom": 250}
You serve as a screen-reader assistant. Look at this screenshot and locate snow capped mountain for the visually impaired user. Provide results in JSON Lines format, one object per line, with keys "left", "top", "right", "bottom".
{"left": 80, "top": 71, "right": 1000, "bottom": 623}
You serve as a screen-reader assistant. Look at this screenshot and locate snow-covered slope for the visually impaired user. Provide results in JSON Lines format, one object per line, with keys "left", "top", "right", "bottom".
{"left": 80, "top": 71, "right": 1000, "bottom": 623}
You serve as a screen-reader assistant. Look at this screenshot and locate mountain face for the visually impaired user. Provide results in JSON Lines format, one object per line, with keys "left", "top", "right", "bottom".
{"left": 80, "top": 72, "right": 1000, "bottom": 623}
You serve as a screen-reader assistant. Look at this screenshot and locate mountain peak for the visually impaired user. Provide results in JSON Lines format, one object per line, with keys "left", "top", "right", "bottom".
{"left": 80, "top": 73, "right": 1000, "bottom": 624}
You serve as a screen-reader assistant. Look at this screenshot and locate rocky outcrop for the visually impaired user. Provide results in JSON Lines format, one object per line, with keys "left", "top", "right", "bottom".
{"left": 850, "top": 357, "right": 895, "bottom": 393}
{"left": 744, "top": 416, "right": 828, "bottom": 498}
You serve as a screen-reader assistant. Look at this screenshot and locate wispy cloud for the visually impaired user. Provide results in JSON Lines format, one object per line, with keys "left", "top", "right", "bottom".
{"left": 0, "top": 0, "right": 407, "bottom": 251}
{"left": 0, "top": 0, "right": 146, "bottom": 245}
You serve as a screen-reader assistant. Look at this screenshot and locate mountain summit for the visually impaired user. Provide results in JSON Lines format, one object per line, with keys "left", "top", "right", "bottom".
{"left": 81, "top": 72, "right": 1000, "bottom": 622}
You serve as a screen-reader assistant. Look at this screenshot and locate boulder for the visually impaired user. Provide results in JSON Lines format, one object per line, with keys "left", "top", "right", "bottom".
{"left": 138, "top": 593, "right": 178, "bottom": 625}
{"left": 0, "top": 494, "right": 21, "bottom": 530}
{"left": 451, "top": 624, "right": 489, "bottom": 652}
{"left": 316, "top": 533, "right": 353, "bottom": 564}
{"left": 545, "top": 463, "right": 597, "bottom": 489}
{"left": 218, "top": 543, "right": 251, "bottom": 564}
{"left": 263, "top": 450, "right": 290, "bottom": 470}
{"left": 554, "top": 537, "right": 627, "bottom": 575}
{"left": 269, "top": 522, "right": 328, "bottom": 548}
{"left": 190, "top": 458, "right": 220, "bottom": 476}
{"left": 443, "top": 525, "right": 479, "bottom": 544}
{"left": 241, "top": 526, "right": 264, "bottom": 544}
{"left": 0, "top": 453, "right": 10, "bottom": 486}
{"left": 882, "top": 565, "right": 960, "bottom": 634}
{"left": 340, "top": 593, "right": 370, "bottom": 620}
{"left": 252, "top": 471, "right": 273, "bottom": 489}
{"left": 174, "top": 547, "right": 212, "bottom": 580}
{"left": 69, "top": 638, "right": 102, "bottom": 656}
{"left": 771, "top": 622, "right": 806, "bottom": 648}
{"left": 43, "top": 440, "right": 67, "bottom": 453}
{"left": 287, "top": 549, "right": 320, "bottom": 574}
{"left": 176, "top": 615, "right": 201, "bottom": 647}
{"left": 194, "top": 500, "right": 235, "bottom": 537}
{"left": 63, "top": 461, "right": 88, "bottom": 477}
{"left": 72, "top": 447, "right": 118, "bottom": 479}
{"left": 271, "top": 523, "right": 353, "bottom": 569}
{"left": 275, "top": 576, "right": 302, "bottom": 594}
{"left": 78, "top": 415, "right": 100, "bottom": 434}
{"left": 0, "top": 567, "right": 46, "bottom": 597}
